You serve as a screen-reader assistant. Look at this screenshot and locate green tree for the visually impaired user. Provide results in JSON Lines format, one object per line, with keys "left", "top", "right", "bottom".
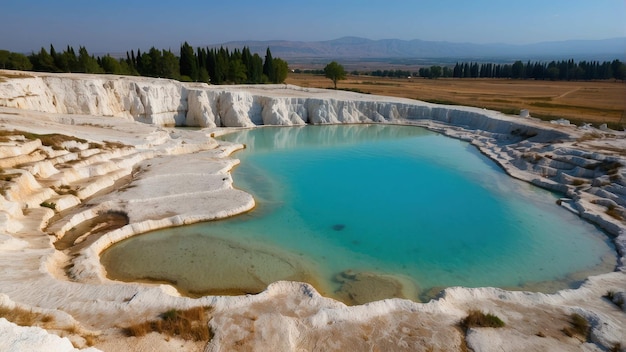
{"left": 272, "top": 58, "right": 289, "bottom": 83}
{"left": 100, "top": 55, "right": 121, "bottom": 74}
{"left": 49, "top": 45, "right": 59, "bottom": 70}
{"left": 248, "top": 53, "right": 264, "bottom": 83}
{"left": 60, "top": 46, "right": 78, "bottom": 72}
{"left": 198, "top": 67, "right": 210, "bottom": 83}
{"left": 117, "top": 60, "right": 136, "bottom": 76}
{"left": 546, "top": 66, "right": 560, "bottom": 81}
{"left": 263, "top": 47, "right": 274, "bottom": 83}
{"left": 470, "top": 62, "right": 480, "bottom": 78}
{"left": 136, "top": 49, "right": 145, "bottom": 75}
{"left": 463, "top": 63, "right": 471, "bottom": 78}
{"left": 7, "top": 52, "right": 33, "bottom": 70}
{"left": 206, "top": 49, "right": 217, "bottom": 83}
{"left": 612, "top": 59, "right": 626, "bottom": 81}
{"left": 147, "top": 47, "right": 161, "bottom": 77}
{"left": 0, "top": 50, "right": 10, "bottom": 69}
{"left": 228, "top": 59, "right": 247, "bottom": 83}
{"left": 160, "top": 49, "right": 180, "bottom": 79}
{"left": 179, "top": 42, "right": 198, "bottom": 81}
{"left": 324, "top": 61, "right": 346, "bottom": 89}
{"left": 241, "top": 47, "right": 253, "bottom": 82}
{"left": 29, "top": 47, "right": 57, "bottom": 72}
{"left": 77, "top": 46, "right": 102, "bottom": 73}
{"left": 511, "top": 60, "right": 525, "bottom": 79}
{"left": 429, "top": 65, "right": 442, "bottom": 79}
{"left": 215, "top": 47, "right": 229, "bottom": 84}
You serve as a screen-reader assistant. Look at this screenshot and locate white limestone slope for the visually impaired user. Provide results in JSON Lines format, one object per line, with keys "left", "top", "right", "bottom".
{"left": 0, "top": 70, "right": 625, "bottom": 351}
{"left": 0, "top": 70, "right": 567, "bottom": 131}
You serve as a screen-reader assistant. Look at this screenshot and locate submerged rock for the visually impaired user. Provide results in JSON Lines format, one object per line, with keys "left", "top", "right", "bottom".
{"left": 334, "top": 270, "right": 418, "bottom": 305}
{"left": 331, "top": 224, "right": 346, "bottom": 231}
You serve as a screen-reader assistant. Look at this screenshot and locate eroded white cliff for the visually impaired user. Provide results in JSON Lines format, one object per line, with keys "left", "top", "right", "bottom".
{"left": 0, "top": 71, "right": 552, "bottom": 137}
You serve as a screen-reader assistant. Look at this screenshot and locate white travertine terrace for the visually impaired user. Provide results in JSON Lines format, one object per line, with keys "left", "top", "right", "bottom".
{"left": 0, "top": 70, "right": 624, "bottom": 351}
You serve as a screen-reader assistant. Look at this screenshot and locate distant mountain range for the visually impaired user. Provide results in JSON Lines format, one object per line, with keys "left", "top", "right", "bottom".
{"left": 210, "top": 37, "right": 626, "bottom": 62}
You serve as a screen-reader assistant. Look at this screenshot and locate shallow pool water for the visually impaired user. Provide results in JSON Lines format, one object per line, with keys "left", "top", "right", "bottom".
{"left": 101, "top": 125, "right": 615, "bottom": 303}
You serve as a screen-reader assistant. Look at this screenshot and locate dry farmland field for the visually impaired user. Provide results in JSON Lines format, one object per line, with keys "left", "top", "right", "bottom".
{"left": 286, "top": 73, "right": 626, "bottom": 128}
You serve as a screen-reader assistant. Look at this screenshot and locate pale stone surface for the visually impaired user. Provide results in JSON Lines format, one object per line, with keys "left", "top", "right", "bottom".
{"left": 0, "top": 70, "right": 624, "bottom": 351}
{"left": 0, "top": 318, "right": 101, "bottom": 352}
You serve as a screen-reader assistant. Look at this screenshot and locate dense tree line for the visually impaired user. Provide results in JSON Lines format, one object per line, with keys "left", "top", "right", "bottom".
{"left": 450, "top": 59, "right": 626, "bottom": 81}
{"left": 366, "top": 60, "right": 626, "bottom": 81}
{"left": 291, "top": 60, "right": 626, "bottom": 81}
{"left": 0, "top": 43, "right": 289, "bottom": 84}
{"left": 371, "top": 69, "right": 413, "bottom": 78}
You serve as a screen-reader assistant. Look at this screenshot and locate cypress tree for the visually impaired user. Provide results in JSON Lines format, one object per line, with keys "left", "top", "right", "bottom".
{"left": 263, "top": 47, "right": 274, "bottom": 83}
{"left": 147, "top": 47, "right": 162, "bottom": 77}
{"left": 131, "top": 50, "right": 137, "bottom": 69}
{"left": 511, "top": 61, "right": 524, "bottom": 79}
{"left": 179, "top": 42, "right": 198, "bottom": 81}
{"left": 213, "top": 47, "right": 229, "bottom": 84}
{"left": 463, "top": 63, "right": 470, "bottom": 78}
{"left": 64, "top": 46, "right": 78, "bottom": 72}
{"left": 241, "top": 46, "right": 253, "bottom": 83}
{"left": 49, "top": 45, "right": 58, "bottom": 72}
{"left": 136, "top": 49, "right": 143, "bottom": 74}
{"left": 453, "top": 62, "right": 461, "bottom": 78}
{"left": 196, "top": 47, "right": 204, "bottom": 69}
{"left": 161, "top": 49, "right": 180, "bottom": 79}
{"left": 470, "top": 62, "right": 479, "bottom": 78}
{"left": 207, "top": 48, "right": 217, "bottom": 83}
{"left": 250, "top": 53, "right": 264, "bottom": 83}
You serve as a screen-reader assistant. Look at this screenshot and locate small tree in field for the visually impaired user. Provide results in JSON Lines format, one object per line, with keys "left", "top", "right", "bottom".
{"left": 324, "top": 61, "right": 346, "bottom": 89}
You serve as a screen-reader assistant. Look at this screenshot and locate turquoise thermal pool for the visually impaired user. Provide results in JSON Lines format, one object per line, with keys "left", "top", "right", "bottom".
{"left": 101, "top": 125, "right": 616, "bottom": 304}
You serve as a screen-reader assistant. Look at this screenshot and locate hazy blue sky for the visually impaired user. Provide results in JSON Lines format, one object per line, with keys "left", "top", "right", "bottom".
{"left": 2, "top": 0, "right": 625, "bottom": 53}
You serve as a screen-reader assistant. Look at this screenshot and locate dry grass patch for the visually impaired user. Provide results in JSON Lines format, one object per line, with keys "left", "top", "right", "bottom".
{"left": 460, "top": 310, "right": 505, "bottom": 331}
{"left": 103, "top": 140, "right": 129, "bottom": 150}
{"left": 52, "top": 184, "right": 78, "bottom": 196}
{"left": 0, "top": 305, "right": 54, "bottom": 327}
{"left": 0, "top": 130, "right": 87, "bottom": 150}
{"left": 40, "top": 201, "right": 56, "bottom": 210}
{"left": 0, "top": 305, "right": 100, "bottom": 347}
{"left": 124, "top": 306, "right": 213, "bottom": 341}
{"left": 87, "top": 140, "right": 129, "bottom": 151}
{"left": 561, "top": 313, "right": 589, "bottom": 339}
{"left": 605, "top": 204, "right": 624, "bottom": 221}
{"left": 83, "top": 334, "right": 97, "bottom": 347}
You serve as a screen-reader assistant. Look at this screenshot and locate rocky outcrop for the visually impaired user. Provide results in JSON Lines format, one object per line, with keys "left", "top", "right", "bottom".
{"left": 0, "top": 72, "right": 188, "bottom": 125}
